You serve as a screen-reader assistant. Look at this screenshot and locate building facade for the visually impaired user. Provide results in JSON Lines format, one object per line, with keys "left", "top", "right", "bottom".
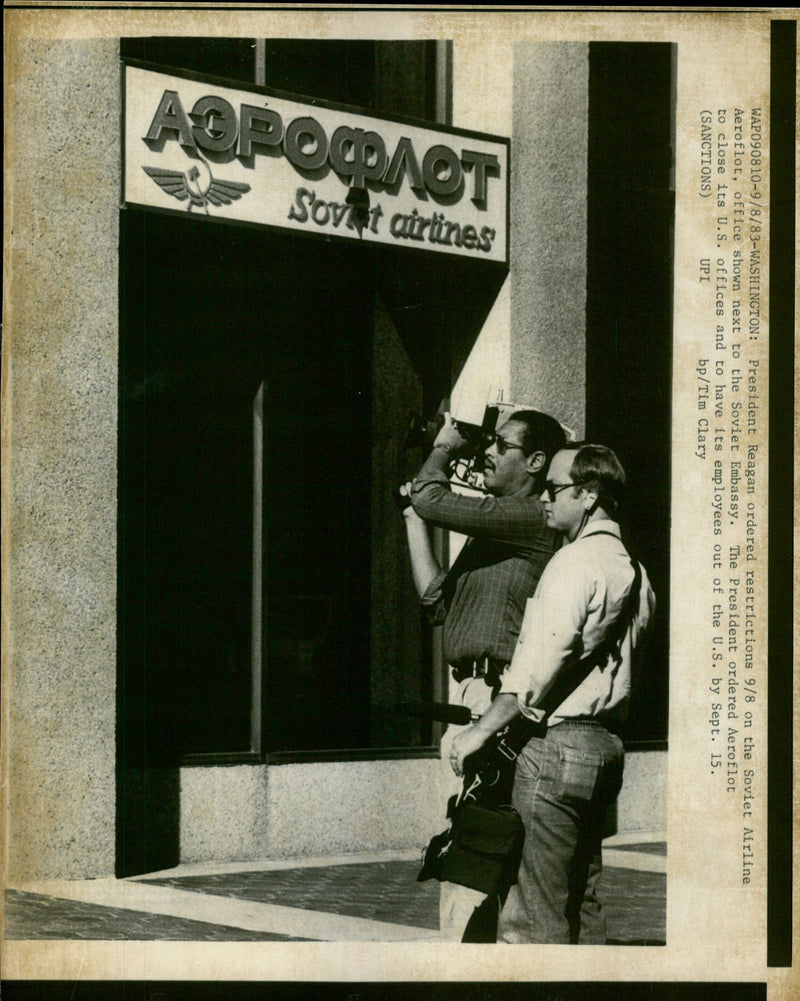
{"left": 5, "top": 38, "right": 672, "bottom": 881}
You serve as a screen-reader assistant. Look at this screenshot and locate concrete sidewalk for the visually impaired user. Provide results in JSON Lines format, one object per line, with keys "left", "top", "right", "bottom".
{"left": 3, "top": 834, "right": 666, "bottom": 944}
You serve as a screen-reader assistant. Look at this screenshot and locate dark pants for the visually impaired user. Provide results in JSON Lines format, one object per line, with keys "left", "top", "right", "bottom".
{"left": 498, "top": 720, "right": 624, "bottom": 944}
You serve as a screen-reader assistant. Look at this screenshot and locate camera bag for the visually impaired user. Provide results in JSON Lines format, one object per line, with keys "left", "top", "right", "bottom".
{"left": 417, "top": 800, "right": 525, "bottom": 896}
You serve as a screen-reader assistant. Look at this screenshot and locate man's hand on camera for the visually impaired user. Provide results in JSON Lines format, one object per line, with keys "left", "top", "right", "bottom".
{"left": 433, "top": 412, "right": 470, "bottom": 458}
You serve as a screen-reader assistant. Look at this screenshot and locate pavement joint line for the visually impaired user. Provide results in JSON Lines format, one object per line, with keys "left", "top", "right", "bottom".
{"left": 122, "top": 835, "right": 666, "bottom": 882}
{"left": 128, "top": 848, "right": 425, "bottom": 880}
{"left": 5, "top": 878, "right": 440, "bottom": 943}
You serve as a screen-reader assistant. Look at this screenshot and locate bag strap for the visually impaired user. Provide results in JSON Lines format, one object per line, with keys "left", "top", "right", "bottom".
{"left": 496, "top": 532, "right": 642, "bottom": 759}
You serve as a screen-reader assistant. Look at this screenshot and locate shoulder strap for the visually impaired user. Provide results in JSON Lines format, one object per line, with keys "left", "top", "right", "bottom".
{"left": 536, "top": 540, "right": 642, "bottom": 720}
{"left": 496, "top": 536, "right": 643, "bottom": 759}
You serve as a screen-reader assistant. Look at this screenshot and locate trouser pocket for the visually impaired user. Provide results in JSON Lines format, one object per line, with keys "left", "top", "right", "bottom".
{"left": 551, "top": 745, "right": 605, "bottom": 803}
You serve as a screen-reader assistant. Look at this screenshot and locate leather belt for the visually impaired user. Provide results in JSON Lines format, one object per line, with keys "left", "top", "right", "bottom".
{"left": 451, "top": 656, "right": 508, "bottom": 684}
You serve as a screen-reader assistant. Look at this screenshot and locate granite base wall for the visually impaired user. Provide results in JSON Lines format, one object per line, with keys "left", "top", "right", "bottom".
{"left": 179, "top": 749, "right": 665, "bottom": 864}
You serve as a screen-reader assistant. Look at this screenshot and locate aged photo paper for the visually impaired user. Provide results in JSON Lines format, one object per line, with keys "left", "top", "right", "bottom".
{"left": 2, "top": 4, "right": 796, "bottom": 998}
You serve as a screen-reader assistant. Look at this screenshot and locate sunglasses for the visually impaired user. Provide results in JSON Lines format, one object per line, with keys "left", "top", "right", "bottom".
{"left": 543, "top": 481, "right": 575, "bottom": 502}
{"left": 489, "top": 434, "right": 526, "bottom": 456}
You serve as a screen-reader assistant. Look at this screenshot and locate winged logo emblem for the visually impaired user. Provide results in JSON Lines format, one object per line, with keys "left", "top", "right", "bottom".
{"left": 142, "top": 159, "right": 251, "bottom": 214}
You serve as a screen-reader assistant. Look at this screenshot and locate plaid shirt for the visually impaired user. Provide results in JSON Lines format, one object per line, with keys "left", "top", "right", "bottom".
{"left": 410, "top": 469, "right": 561, "bottom": 667}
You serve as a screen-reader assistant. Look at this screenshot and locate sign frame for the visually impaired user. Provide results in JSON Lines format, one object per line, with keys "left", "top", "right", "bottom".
{"left": 121, "top": 58, "right": 511, "bottom": 267}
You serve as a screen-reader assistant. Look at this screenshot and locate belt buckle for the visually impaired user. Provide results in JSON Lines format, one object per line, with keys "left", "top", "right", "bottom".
{"left": 496, "top": 739, "right": 518, "bottom": 761}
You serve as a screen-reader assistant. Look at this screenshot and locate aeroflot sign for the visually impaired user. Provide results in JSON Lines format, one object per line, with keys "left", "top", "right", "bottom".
{"left": 123, "top": 65, "right": 509, "bottom": 262}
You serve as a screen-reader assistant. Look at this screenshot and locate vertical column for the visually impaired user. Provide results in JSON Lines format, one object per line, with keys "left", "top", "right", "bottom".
{"left": 4, "top": 39, "right": 120, "bottom": 879}
{"left": 510, "top": 43, "right": 589, "bottom": 435}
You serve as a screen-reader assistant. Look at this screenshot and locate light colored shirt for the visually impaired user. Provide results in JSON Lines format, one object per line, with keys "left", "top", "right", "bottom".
{"left": 499, "top": 520, "right": 656, "bottom": 726}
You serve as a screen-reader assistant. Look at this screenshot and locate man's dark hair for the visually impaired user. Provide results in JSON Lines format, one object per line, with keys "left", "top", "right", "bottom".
{"left": 563, "top": 443, "right": 626, "bottom": 516}
{"left": 506, "top": 410, "right": 568, "bottom": 468}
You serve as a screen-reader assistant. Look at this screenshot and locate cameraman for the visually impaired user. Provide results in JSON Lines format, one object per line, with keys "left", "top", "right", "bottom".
{"left": 402, "top": 409, "right": 566, "bottom": 941}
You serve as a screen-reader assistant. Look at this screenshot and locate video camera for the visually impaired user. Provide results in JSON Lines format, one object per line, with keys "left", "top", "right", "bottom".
{"left": 398, "top": 388, "right": 539, "bottom": 502}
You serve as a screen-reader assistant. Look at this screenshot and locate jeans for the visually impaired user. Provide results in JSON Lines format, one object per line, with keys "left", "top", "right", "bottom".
{"left": 498, "top": 720, "right": 624, "bottom": 944}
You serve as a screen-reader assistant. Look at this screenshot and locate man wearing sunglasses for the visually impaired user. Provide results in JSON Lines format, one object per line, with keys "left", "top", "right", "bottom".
{"left": 449, "top": 443, "right": 656, "bottom": 944}
{"left": 402, "top": 408, "right": 567, "bottom": 941}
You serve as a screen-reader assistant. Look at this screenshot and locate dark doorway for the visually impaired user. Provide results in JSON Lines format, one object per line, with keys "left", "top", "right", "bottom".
{"left": 118, "top": 209, "right": 383, "bottom": 874}
{"left": 119, "top": 208, "right": 378, "bottom": 755}
{"left": 116, "top": 36, "right": 506, "bottom": 877}
{"left": 586, "top": 42, "right": 675, "bottom": 743}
